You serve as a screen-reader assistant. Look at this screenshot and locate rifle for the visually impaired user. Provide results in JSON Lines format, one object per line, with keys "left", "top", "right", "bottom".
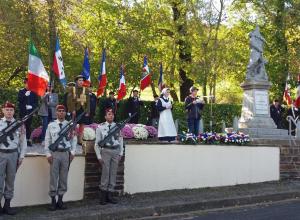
{"left": 48, "top": 111, "right": 85, "bottom": 152}
{"left": 0, "top": 107, "right": 38, "bottom": 147}
{"left": 98, "top": 112, "right": 136, "bottom": 147}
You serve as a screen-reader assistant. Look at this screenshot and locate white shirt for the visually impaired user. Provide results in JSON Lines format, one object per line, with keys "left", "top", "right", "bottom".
{"left": 44, "top": 119, "right": 77, "bottom": 157}
{"left": 0, "top": 117, "right": 27, "bottom": 159}
{"left": 94, "top": 121, "right": 124, "bottom": 160}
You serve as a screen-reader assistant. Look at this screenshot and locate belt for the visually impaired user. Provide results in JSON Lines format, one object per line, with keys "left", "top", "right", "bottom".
{"left": 53, "top": 148, "right": 70, "bottom": 152}
{"left": 102, "top": 145, "right": 119, "bottom": 150}
{"left": 0, "top": 148, "right": 18, "bottom": 153}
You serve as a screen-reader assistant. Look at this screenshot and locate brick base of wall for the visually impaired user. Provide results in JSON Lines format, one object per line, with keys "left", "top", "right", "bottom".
{"left": 280, "top": 144, "right": 300, "bottom": 179}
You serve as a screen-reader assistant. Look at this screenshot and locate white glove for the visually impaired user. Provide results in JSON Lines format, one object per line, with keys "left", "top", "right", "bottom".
{"left": 25, "top": 91, "right": 31, "bottom": 96}
{"left": 26, "top": 105, "right": 33, "bottom": 110}
{"left": 129, "top": 113, "right": 132, "bottom": 116}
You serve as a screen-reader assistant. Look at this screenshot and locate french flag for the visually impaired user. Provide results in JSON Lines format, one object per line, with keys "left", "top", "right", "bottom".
{"left": 117, "top": 64, "right": 126, "bottom": 101}
{"left": 158, "top": 62, "right": 164, "bottom": 91}
{"left": 81, "top": 47, "right": 91, "bottom": 87}
{"left": 140, "top": 56, "right": 151, "bottom": 91}
{"left": 97, "top": 48, "right": 107, "bottom": 97}
{"left": 52, "top": 36, "right": 66, "bottom": 88}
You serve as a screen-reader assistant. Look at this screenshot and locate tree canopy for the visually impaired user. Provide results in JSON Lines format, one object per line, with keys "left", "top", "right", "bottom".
{"left": 0, "top": 0, "right": 299, "bottom": 103}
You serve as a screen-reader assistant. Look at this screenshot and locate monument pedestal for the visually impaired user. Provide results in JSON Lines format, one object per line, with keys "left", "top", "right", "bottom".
{"left": 238, "top": 80, "right": 288, "bottom": 138}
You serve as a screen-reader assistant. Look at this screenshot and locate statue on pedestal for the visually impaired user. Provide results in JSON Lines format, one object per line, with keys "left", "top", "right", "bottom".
{"left": 238, "top": 26, "right": 289, "bottom": 138}
{"left": 246, "top": 26, "right": 268, "bottom": 81}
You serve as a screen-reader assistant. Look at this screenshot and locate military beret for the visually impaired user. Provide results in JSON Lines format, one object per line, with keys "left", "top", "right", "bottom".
{"left": 56, "top": 105, "right": 66, "bottom": 111}
{"left": 2, "top": 101, "right": 15, "bottom": 109}
{"left": 105, "top": 108, "right": 114, "bottom": 115}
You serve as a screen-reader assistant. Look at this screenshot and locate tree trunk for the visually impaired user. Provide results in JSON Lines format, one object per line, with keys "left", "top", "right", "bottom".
{"left": 210, "top": 0, "right": 224, "bottom": 103}
{"left": 25, "top": 0, "right": 40, "bottom": 48}
{"left": 47, "top": 0, "right": 57, "bottom": 83}
{"left": 150, "top": 80, "right": 158, "bottom": 98}
{"left": 171, "top": 1, "right": 193, "bottom": 102}
{"left": 273, "top": 0, "right": 289, "bottom": 100}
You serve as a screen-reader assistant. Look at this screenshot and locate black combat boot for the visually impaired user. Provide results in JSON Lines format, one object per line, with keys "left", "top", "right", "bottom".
{"left": 107, "top": 191, "right": 118, "bottom": 204}
{"left": 57, "top": 195, "right": 67, "bottom": 210}
{"left": 49, "top": 196, "right": 57, "bottom": 211}
{"left": 3, "top": 199, "right": 16, "bottom": 215}
{"left": 99, "top": 190, "right": 107, "bottom": 205}
{"left": 0, "top": 202, "right": 3, "bottom": 215}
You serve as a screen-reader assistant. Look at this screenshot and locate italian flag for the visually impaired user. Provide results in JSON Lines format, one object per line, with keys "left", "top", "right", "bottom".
{"left": 27, "top": 40, "right": 49, "bottom": 96}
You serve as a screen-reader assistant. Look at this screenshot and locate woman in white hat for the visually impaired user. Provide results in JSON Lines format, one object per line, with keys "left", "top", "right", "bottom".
{"left": 156, "top": 88, "right": 177, "bottom": 142}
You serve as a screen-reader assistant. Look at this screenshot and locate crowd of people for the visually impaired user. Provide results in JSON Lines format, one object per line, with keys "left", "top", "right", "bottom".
{"left": 0, "top": 75, "right": 207, "bottom": 215}
{"left": 16, "top": 75, "right": 206, "bottom": 146}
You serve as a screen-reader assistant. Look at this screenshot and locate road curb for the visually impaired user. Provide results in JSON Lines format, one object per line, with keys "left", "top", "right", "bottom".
{"left": 65, "top": 191, "right": 300, "bottom": 220}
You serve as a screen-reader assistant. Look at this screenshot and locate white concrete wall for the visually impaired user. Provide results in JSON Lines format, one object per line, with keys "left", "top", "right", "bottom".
{"left": 124, "top": 145, "right": 279, "bottom": 194}
{"left": 11, "top": 155, "right": 85, "bottom": 207}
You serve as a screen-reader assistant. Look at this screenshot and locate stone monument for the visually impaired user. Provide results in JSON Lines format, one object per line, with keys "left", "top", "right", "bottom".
{"left": 238, "top": 26, "right": 288, "bottom": 138}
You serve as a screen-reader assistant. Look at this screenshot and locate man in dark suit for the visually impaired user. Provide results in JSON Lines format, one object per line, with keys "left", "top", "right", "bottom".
{"left": 127, "top": 90, "right": 143, "bottom": 124}
{"left": 149, "top": 95, "right": 159, "bottom": 127}
{"left": 17, "top": 78, "right": 38, "bottom": 146}
{"left": 270, "top": 99, "right": 283, "bottom": 129}
{"left": 103, "top": 91, "right": 118, "bottom": 115}
{"left": 184, "top": 86, "right": 205, "bottom": 136}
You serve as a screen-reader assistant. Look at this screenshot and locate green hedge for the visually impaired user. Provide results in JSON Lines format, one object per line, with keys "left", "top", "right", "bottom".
{"left": 1, "top": 88, "right": 243, "bottom": 133}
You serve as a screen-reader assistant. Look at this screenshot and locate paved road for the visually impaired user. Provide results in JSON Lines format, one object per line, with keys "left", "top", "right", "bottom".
{"left": 182, "top": 199, "right": 300, "bottom": 220}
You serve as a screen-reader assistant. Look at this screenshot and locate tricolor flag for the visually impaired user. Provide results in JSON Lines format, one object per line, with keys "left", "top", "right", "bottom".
{"left": 158, "top": 62, "right": 164, "bottom": 92}
{"left": 52, "top": 36, "right": 66, "bottom": 88}
{"left": 96, "top": 48, "right": 107, "bottom": 97}
{"left": 283, "top": 73, "right": 292, "bottom": 106}
{"left": 140, "top": 56, "right": 151, "bottom": 91}
{"left": 27, "top": 40, "right": 49, "bottom": 96}
{"left": 81, "top": 47, "right": 91, "bottom": 87}
{"left": 117, "top": 64, "right": 126, "bottom": 101}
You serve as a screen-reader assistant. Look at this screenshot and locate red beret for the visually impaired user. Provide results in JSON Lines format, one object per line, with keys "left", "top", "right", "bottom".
{"left": 2, "top": 101, "right": 15, "bottom": 109}
{"left": 105, "top": 108, "right": 114, "bottom": 115}
{"left": 56, "top": 105, "right": 66, "bottom": 111}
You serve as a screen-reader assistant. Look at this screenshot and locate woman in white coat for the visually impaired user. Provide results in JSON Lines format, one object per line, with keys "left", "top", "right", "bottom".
{"left": 156, "top": 88, "right": 177, "bottom": 142}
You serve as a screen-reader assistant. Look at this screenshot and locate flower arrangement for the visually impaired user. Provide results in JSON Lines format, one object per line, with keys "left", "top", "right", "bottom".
{"left": 199, "top": 132, "right": 221, "bottom": 144}
{"left": 83, "top": 127, "right": 96, "bottom": 141}
{"left": 31, "top": 126, "right": 42, "bottom": 142}
{"left": 85, "top": 123, "right": 99, "bottom": 131}
{"left": 178, "top": 132, "right": 198, "bottom": 144}
{"left": 132, "top": 124, "right": 149, "bottom": 140}
{"left": 179, "top": 131, "right": 250, "bottom": 145}
{"left": 121, "top": 125, "right": 135, "bottom": 139}
{"left": 144, "top": 126, "right": 158, "bottom": 138}
{"left": 222, "top": 132, "right": 250, "bottom": 145}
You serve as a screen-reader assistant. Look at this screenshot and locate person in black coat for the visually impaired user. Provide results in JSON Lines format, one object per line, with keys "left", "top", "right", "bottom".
{"left": 184, "top": 86, "right": 205, "bottom": 136}
{"left": 127, "top": 90, "right": 143, "bottom": 124}
{"left": 17, "top": 78, "right": 38, "bottom": 146}
{"left": 103, "top": 91, "right": 118, "bottom": 115}
{"left": 148, "top": 95, "right": 160, "bottom": 127}
{"left": 270, "top": 99, "right": 283, "bottom": 129}
{"left": 87, "top": 88, "right": 97, "bottom": 124}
